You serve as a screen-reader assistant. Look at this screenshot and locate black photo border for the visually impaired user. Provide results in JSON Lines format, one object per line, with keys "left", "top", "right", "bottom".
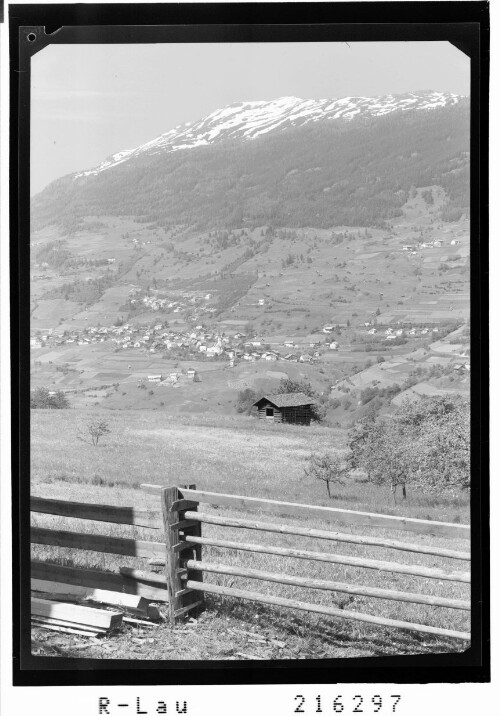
{"left": 9, "top": 1, "right": 490, "bottom": 688}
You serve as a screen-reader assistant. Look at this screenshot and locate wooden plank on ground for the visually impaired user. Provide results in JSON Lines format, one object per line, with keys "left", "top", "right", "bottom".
{"left": 31, "top": 527, "right": 165, "bottom": 560}
{"left": 31, "top": 561, "right": 169, "bottom": 601}
{"left": 31, "top": 579, "right": 150, "bottom": 612}
{"left": 32, "top": 619, "right": 106, "bottom": 637}
{"left": 32, "top": 616, "right": 108, "bottom": 633}
{"left": 143, "top": 485, "right": 469, "bottom": 540}
{"left": 185, "top": 581, "right": 471, "bottom": 642}
{"left": 87, "top": 589, "right": 149, "bottom": 612}
{"left": 31, "top": 597, "right": 123, "bottom": 629}
{"left": 30, "top": 496, "right": 162, "bottom": 529}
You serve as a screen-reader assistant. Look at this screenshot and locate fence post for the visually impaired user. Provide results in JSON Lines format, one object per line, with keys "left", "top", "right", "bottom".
{"left": 178, "top": 483, "right": 204, "bottom": 617}
{"left": 161, "top": 486, "right": 183, "bottom": 623}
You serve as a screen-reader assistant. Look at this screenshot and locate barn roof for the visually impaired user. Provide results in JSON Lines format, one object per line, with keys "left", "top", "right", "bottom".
{"left": 255, "top": 392, "right": 313, "bottom": 408}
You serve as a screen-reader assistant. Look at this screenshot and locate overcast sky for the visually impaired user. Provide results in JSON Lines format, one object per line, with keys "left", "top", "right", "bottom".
{"left": 31, "top": 41, "right": 469, "bottom": 195}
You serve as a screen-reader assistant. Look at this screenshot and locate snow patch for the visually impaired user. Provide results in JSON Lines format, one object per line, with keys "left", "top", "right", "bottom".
{"left": 72, "top": 91, "right": 466, "bottom": 180}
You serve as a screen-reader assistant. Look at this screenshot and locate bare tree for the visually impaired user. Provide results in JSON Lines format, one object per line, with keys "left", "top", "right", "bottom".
{"left": 86, "top": 419, "right": 111, "bottom": 446}
{"left": 304, "top": 451, "right": 349, "bottom": 498}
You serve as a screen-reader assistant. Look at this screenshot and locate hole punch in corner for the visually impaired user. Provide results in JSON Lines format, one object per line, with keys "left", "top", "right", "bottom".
{"left": 21, "top": 26, "right": 63, "bottom": 57}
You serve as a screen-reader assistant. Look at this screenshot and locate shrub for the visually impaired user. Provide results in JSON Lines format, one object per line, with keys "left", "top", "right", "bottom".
{"left": 347, "top": 396, "right": 470, "bottom": 501}
{"left": 360, "top": 386, "right": 379, "bottom": 405}
{"left": 30, "top": 387, "right": 69, "bottom": 409}
{"left": 236, "top": 388, "right": 258, "bottom": 414}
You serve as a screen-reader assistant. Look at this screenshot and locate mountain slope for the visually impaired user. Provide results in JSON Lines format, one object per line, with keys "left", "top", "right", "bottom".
{"left": 31, "top": 92, "right": 470, "bottom": 232}
{"left": 73, "top": 91, "right": 462, "bottom": 179}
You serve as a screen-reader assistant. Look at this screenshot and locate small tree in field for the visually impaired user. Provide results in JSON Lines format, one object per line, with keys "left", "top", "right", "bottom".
{"left": 304, "top": 451, "right": 349, "bottom": 498}
{"left": 86, "top": 419, "right": 111, "bottom": 446}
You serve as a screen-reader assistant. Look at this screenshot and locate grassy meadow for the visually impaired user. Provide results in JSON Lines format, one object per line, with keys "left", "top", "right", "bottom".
{"left": 30, "top": 408, "right": 470, "bottom": 660}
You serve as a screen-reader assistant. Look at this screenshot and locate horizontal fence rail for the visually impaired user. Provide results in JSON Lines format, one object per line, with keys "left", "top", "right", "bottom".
{"left": 31, "top": 496, "right": 162, "bottom": 529}
{"left": 176, "top": 511, "right": 470, "bottom": 561}
{"left": 32, "top": 560, "right": 123, "bottom": 592}
{"left": 185, "top": 581, "right": 471, "bottom": 642}
{"left": 30, "top": 560, "right": 170, "bottom": 602}
{"left": 182, "top": 515, "right": 470, "bottom": 583}
{"left": 184, "top": 559, "right": 470, "bottom": 610}
{"left": 142, "top": 484, "right": 470, "bottom": 540}
{"left": 31, "top": 527, "right": 165, "bottom": 560}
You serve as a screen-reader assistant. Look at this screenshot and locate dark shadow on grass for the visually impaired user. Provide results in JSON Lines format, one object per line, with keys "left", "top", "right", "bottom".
{"left": 209, "top": 596, "right": 465, "bottom": 658}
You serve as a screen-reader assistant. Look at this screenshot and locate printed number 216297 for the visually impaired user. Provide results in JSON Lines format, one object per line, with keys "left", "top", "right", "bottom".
{"left": 294, "top": 694, "right": 402, "bottom": 714}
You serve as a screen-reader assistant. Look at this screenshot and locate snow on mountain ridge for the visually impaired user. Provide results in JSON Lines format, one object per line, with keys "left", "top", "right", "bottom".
{"left": 73, "top": 91, "right": 463, "bottom": 180}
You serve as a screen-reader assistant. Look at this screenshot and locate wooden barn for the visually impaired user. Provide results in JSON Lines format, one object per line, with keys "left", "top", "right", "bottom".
{"left": 252, "top": 393, "right": 313, "bottom": 425}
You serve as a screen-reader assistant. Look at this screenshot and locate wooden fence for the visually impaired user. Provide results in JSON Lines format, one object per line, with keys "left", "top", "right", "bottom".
{"left": 30, "top": 486, "right": 203, "bottom": 620}
{"left": 31, "top": 485, "right": 471, "bottom": 642}
{"left": 142, "top": 484, "right": 471, "bottom": 642}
